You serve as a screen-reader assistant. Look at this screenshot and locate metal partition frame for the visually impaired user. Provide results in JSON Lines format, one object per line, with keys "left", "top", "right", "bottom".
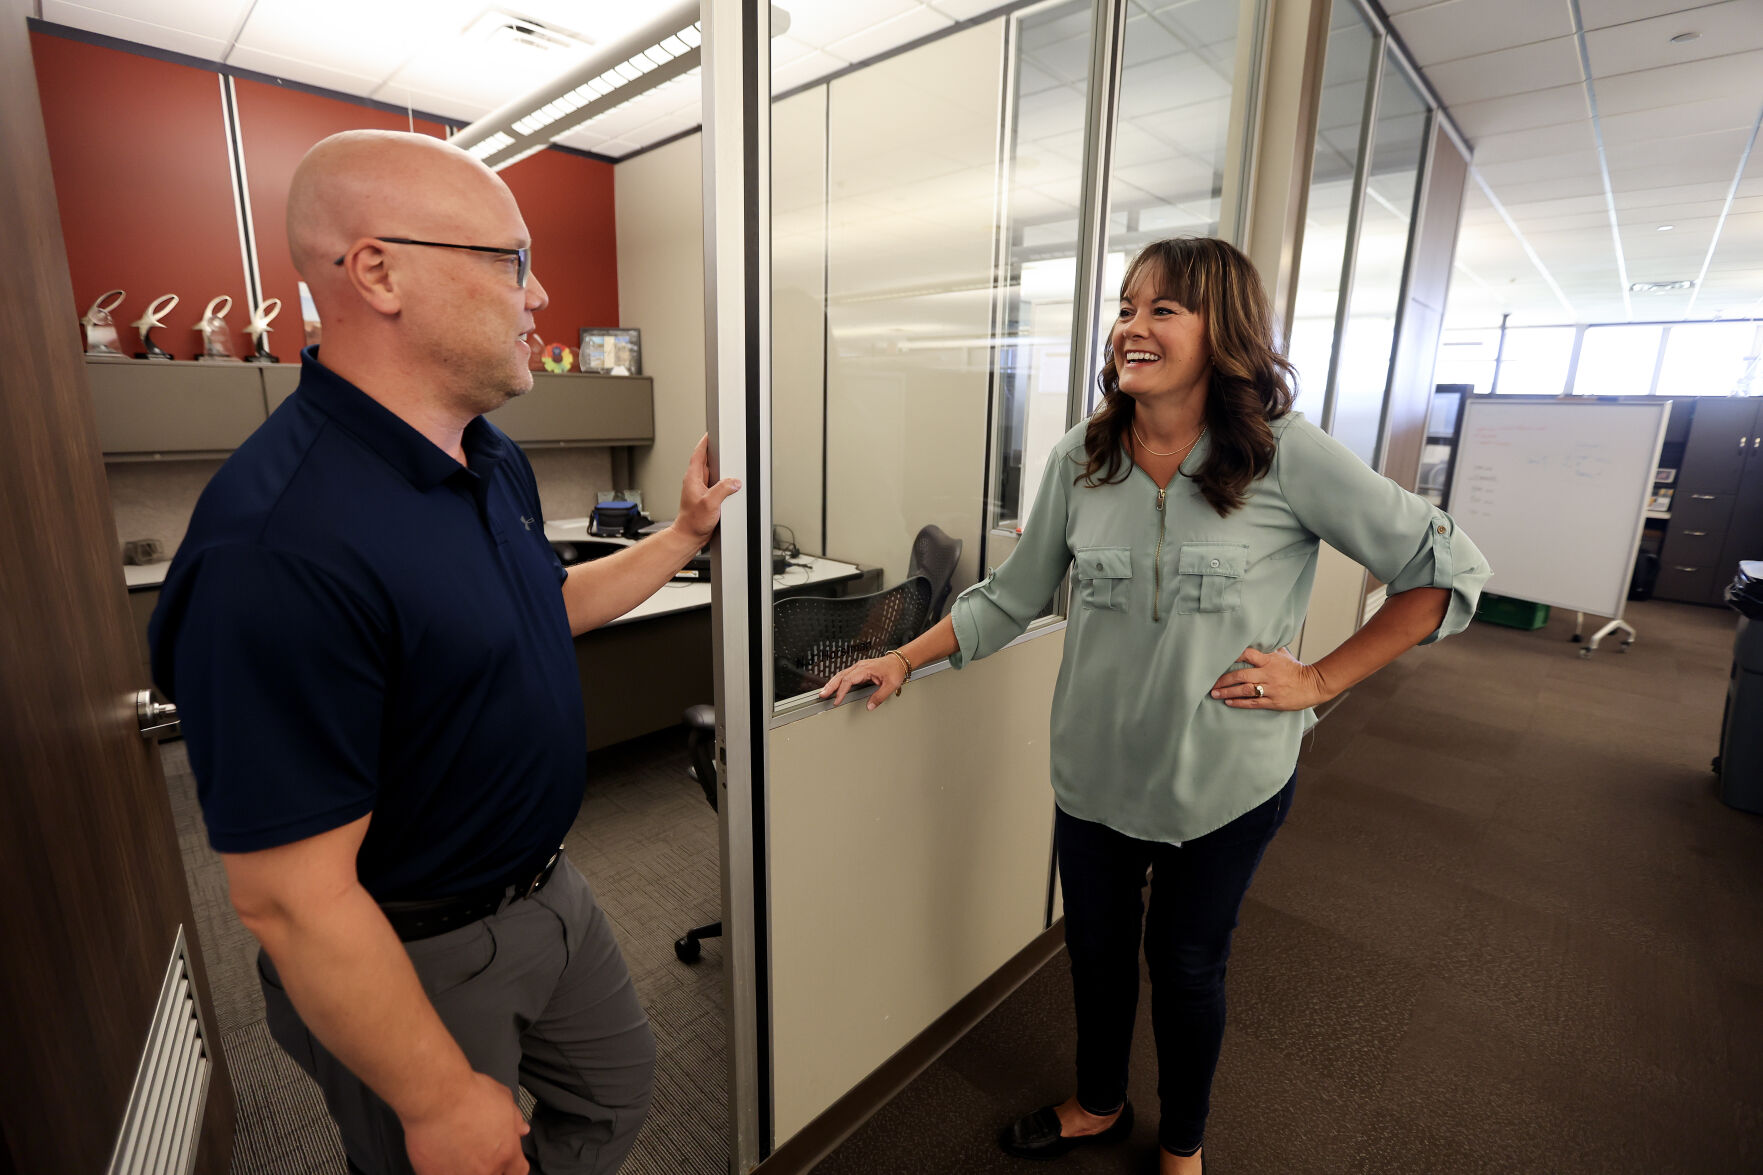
{"left": 1064, "top": 0, "right": 1127, "bottom": 425}
{"left": 701, "top": 0, "right": 772, "bottom": 1168}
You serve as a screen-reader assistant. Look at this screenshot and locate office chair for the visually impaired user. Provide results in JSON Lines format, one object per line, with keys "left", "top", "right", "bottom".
{"left": 772, "top": 576, "right": 933, "bottom": 701}
{"left": 907, "top": 524, "right": 963, "bottom": 628}
{"left": 675, "top": 704, "right": 721, "bottom": 964}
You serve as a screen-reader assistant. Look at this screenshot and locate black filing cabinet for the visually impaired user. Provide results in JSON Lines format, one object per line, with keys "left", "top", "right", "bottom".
{"left": 1657, "top": 400, "right": 1763, "bottom": 605}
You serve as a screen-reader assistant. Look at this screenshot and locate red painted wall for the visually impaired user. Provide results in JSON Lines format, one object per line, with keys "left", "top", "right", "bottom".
{"left": 32, "top": 33, "right": 242, "bottom": 359}
{"left": 232, "top": 79, "right": 448, "bottom": 362}
{"left": 499, "top": 148, "right": 620, "bottom": 354}
{"left": 32, "top": 30, "right": 618, "bottom": 364}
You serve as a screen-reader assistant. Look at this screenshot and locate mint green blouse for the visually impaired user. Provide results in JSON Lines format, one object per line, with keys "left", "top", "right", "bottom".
{"left": 948, "top": 413, "right": 1491, "bottom": 845}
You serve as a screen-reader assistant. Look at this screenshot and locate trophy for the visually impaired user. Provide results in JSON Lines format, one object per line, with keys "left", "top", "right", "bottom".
{"left": 243, "top": 298, "right": 282, "bottom": 364}
{"left": 132, "top": 293, "right": 179, "bottom": 360}
{"left": 193, "top": 295, "right": 239, "bottom": 362}
{"left": 82, "top": 289, "right": 126, "bottom": 355}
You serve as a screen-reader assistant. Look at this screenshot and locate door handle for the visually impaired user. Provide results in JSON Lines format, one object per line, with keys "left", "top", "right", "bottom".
{"left": 135, "top": 689, "right": 180, "bottom": 741}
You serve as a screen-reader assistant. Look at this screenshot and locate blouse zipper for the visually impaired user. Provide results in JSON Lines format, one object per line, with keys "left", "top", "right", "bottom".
{"left": 1153, "top": 487, "right": 1167, "bottom": 622}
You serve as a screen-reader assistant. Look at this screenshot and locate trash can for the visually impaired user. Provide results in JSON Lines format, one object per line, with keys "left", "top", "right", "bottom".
{"left": 1717, "top": 561, "right": 1763, "bottom": 814}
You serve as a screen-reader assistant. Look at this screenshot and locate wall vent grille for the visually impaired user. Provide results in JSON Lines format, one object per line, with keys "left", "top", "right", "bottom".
{"left": 105, "top": 925, "right": 211, "bottom": 1175}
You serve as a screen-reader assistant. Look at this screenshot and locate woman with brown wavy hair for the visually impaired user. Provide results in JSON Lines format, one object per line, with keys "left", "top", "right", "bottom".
{"left": 821, "top": 237, "right": 1489, "bottom": 1174}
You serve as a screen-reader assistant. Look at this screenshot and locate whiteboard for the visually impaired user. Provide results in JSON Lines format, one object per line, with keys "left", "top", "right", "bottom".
{"left": 1447, "top": 399, "right": 1670, "bottom": 618}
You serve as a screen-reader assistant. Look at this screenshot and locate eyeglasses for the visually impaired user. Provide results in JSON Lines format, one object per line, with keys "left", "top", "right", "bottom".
{"left": 333, "top": 236, "right": 531, "bottom": 287}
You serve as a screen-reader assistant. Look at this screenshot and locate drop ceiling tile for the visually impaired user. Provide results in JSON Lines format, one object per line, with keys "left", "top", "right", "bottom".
{"left": 1425, "top": 35, "right": 1584, "bottom": 107}
{"left": 786, "top": 0, "right": 926, "bottom": 50}
{"left": 224, "top": 44, "right": 383, "bottom": 93}
{"left": 826, "top": 5, "right": 955, "bottom": 62}
{"left": 1595, "top": 49, "right": 1763, "bottom": 116}
{"left": 1452, "top": 83, "right": 1588, "bottom": 139}
{"left": 233, "top": 0, "right": 482, "bottom": 82}
{"left": 772, "top": 48, "right": 849, "bottom": 94}
{"left": 1141, "top": 0, "right": 1241, "bottom": 48}
{"left": 1470, "top": 120, "right": 1599, "bottom": 164}
{"left": 1389, "top": 0, "right": 1575, "bottom": 67}
{"left": 927, "top": 0, "right": 1017, "bottom": 20}
{"left": 1578, "top": 0, "right": 1729, "bottom": 31}
{"left": 1584, "top": 0, "right": 1763, "bottom": 77}
{"left": 40, "top": 0, "right": 232, "bottom": 59}
{"left": 1598, "top": 93, "right": 1762, "bottom": 152}
{"left": 1475, "top": 150, "right": 1603, "bottom": 188}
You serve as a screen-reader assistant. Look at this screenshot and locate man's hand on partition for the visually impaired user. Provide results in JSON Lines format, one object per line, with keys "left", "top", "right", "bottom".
{"left": 1208, "top": 645, "right": 1331, "bottom": 711}
{"left": 403, "top": 1071, "right": 531, "bottom": 1175}
{"left": 819, "top": 655, "right": 909, "bottom": 711}
{"left": 673, "top": 434, "right": 742, "bottom": 547}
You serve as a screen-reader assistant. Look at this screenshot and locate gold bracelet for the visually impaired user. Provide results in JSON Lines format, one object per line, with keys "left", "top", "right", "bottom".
{"left": 886, "top": 648, "right": 913, "bottom": 696}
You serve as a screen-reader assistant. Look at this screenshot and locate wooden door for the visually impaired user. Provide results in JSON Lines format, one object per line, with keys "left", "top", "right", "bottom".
{"left": 0, "top": 3, "right": 234, "bottom": 1171}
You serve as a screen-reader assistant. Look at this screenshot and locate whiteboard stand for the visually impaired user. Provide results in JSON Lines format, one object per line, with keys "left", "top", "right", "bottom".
{"left": 1448, "top": 398, "right": 1671, "bottom": 661}
{"left": 1570, "top": 610, "right": 1635, "bottom": 657}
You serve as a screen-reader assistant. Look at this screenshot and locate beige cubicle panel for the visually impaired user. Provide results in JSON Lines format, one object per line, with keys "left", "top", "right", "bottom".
{"left": 266, "top": 365, "right": 655, "bottom": 446}
{"left": 87, "top": 358, "right": 268, "bottom": 456}
{"left": 767, "top": 630, "right": 1062, "bottom": 1143}
{"left": 488, "top": 373, "right": 655, "bottom": 445}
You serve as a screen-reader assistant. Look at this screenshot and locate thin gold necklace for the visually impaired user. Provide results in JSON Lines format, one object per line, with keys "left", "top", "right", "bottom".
{"left": 1132, "top": 419, "right": 1205, "bottom": 458}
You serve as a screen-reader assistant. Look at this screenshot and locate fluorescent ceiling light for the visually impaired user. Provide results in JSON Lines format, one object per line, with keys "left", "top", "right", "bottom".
{"left": 453, "top": 3, "right": 791, "bottom": 170}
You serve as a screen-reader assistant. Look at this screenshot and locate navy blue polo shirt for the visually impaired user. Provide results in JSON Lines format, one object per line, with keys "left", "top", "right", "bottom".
{"left": 149, "top": 349, "right": 585, "bottom": 901}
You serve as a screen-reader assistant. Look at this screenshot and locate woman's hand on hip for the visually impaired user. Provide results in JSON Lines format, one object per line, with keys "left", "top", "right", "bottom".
{"left": 818, "top": 655, "right": 908, "bottom": 711}
{"left": 1210, "top": 646, "right": 1330, "bottom": 711}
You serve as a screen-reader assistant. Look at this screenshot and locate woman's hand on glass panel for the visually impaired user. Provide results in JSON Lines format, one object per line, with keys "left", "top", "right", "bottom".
{"left": 818, "top": 656, "right": 908, "bottom": 711}
{"left": 1208, "top": 646, "right": 1331, "bottom": 711}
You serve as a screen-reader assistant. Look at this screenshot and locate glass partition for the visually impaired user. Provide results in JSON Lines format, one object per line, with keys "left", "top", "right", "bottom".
{"left": 1285, "top": 1, "right": 1376, "bottom": 421}
{"left": 1329, "top": 53, "right": 1428, "bottom": 465}
{"left": 989, "top": 0, "right": 1095, "bottom": 535}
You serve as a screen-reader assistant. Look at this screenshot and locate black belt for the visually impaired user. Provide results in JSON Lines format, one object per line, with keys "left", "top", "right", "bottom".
{"left": 379, "top": 847, "right": 563, "bottom": 942}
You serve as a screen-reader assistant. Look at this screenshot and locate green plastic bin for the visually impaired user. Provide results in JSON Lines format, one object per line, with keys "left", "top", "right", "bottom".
{"left": 1475, "top": 593, "right": 1550, "bottom": 630}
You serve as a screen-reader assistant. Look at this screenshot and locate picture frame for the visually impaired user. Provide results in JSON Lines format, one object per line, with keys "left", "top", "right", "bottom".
{"left": 1653, "top": 467, "right": 1676, "bottom": 484}
{"left": 578, "top": 327, "right": 641, "bottom": 376}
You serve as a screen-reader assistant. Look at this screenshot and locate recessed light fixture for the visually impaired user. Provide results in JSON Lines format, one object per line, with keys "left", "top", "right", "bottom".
{"left": 1657, "top": 224, "right": 1675, "bottom": 231}
{"left": 1670, "top": 31, "right": 1700, "bottom": 43}
{"left": 1629, "top": 280, "right": 1696, "bottom": 293}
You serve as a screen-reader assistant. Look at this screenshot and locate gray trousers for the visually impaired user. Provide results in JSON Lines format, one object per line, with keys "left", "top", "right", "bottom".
{"left": 258, "top": 855, "right": 656, "bottom": 1175}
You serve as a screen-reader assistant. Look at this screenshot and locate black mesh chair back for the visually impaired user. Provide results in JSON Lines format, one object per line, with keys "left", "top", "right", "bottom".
{"left": 773, "top": 576, "right": 933, "bottom": 700}
{"left": 907, "top": 524, "right": 964, "bottom": 625}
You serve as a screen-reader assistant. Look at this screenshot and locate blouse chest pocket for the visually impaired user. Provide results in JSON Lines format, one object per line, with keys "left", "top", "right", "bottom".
{"left": 1074, "top": 546, "right": 1132, "bottom": 613}
{"left": 1175, "top": 542, "right": 1248, "bottom": 614}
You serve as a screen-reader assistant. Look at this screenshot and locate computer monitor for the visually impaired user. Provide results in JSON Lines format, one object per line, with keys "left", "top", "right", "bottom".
{"left": 1427, "top": 384, "right": 1469, "bottom": 440}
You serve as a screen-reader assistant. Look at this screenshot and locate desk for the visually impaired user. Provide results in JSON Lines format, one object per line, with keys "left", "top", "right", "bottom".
{"left": 545, "top": 519, "right": 873, "bottom": 749}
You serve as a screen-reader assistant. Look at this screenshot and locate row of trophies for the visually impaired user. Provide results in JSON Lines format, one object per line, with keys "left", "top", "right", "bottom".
{"left": 82, "top": 289, "right": 283, "bottom": 363}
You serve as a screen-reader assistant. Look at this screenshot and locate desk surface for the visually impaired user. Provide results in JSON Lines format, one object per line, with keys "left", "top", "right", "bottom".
{"left": 544, "top": 518, "right": 863, "bottom": 627}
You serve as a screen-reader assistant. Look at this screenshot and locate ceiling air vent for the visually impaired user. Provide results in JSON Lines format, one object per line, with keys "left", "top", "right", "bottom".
{"left": 465, "top": 10, "right": 593, "bottom": 55}
{"left": 1629, "top": 280, "right": 1696, "bottom": 293}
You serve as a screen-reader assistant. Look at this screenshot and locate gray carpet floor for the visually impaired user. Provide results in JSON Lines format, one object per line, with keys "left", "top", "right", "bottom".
{"left": 169, "top": 597, "right": 1763, "bottom": 1174}
{"left": 165, "top": 727, "right": 727, "bottom": 1175}
{"left": 809, "top": 598, "right": 1763, "bottom": 1174}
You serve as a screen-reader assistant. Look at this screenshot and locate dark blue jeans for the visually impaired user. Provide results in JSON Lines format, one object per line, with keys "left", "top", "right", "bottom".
{"left": 1056, "top": 773, "right": 1295, "bottom": 1156}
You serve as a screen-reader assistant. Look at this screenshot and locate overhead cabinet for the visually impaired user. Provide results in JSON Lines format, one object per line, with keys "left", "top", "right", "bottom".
{"left": 87, "top": 358, "right": 267, "bottom": 457}
{"left": 92, "top": 358, "right": 653, "bottom": 455}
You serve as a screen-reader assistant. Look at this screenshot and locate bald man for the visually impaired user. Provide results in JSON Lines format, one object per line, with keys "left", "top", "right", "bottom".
{"left": 150, "top": 131, "right": 739, "bottom": 1175}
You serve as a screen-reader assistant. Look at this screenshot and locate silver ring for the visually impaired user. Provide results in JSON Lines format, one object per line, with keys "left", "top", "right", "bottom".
{"left": 1253, "top": 683, "right": 1265, "bottom": 698}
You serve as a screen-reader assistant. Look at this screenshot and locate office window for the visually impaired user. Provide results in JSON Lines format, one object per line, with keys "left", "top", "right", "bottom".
{"left": 1573, "top": 325, "right": 1664, "bottom": 395}
{"left": 1494, "top": 326, "right": 1574, "bottom": 395}
{"left": 1286, "top": 2, "right": 1377, "bottom": 421}
{"left": 1433, "top": 328, "right": 1497, "bottom": 394}
{"left": 1656, "top": 321, "right": 1762, "bottom": 397}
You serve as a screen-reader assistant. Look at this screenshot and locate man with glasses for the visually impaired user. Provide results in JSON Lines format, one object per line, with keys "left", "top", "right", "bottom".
{"left": 151, "top": 130, "right": 739, "bottom": 1175}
